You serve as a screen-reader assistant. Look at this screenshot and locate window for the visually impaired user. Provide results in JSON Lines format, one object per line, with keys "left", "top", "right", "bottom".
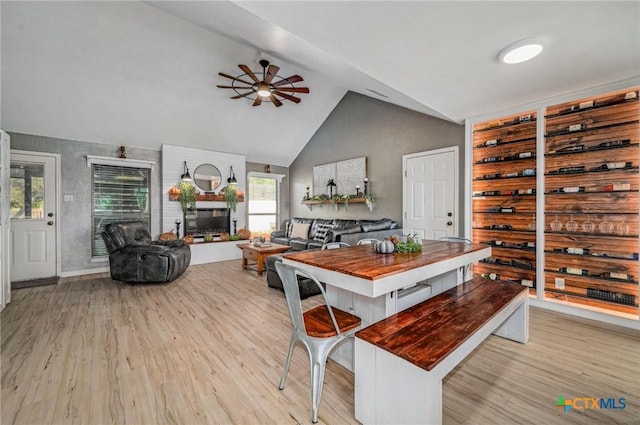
{"left": 10, "top": 163, "right": 44, "bottom": 219}
{"left": 90, "top": 158, "right": 153, "bottom": 258}
{"left": 247, "top": 172, "right": 285, "bottom": 239}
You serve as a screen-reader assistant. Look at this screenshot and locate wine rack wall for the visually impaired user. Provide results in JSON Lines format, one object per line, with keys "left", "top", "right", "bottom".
{"left": 544, "top": 88, "right": 639, "bottom": 315}
{"left": 472, "top": 111, "right": 537, "bottom": 294}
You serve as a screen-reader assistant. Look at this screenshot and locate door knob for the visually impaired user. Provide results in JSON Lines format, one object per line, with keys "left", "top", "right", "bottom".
{"left": 47, "top": 221, "right": 54, "bottom": 226}
{"left": 447, "top": 212, "right": 453, "bottom": 217}
{"left": 48, "top": 212, "right": 54, "bottom": 217}
{"left": 447, "top": 221, "right": 453, "bottom": 226}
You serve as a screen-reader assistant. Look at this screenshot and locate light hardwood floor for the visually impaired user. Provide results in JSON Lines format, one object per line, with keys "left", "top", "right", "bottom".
{"left": 2, "top": 261, "right": 639, "bottom": 424}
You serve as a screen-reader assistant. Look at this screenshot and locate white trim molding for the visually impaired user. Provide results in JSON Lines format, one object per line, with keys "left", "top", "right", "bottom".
{"left": 87, "top": 155, "right": 155, "bottom": 169}
{"left": 247, "top": 171, "right": 286, "bottom": 182}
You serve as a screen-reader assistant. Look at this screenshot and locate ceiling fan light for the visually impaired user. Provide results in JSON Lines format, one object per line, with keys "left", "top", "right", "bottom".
{"left": 498, "top": 38, "right": 545, "bottom": 64}
{"left": 258, "top": 89, "right": 271, "bottom": 97}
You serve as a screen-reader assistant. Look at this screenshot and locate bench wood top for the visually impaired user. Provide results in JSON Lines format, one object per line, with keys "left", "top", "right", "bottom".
{"left": 282, "top": 240, "right": 490, "bottom": 281}
{"left": 356, "top": 277, "right": 527, "bottom": 371}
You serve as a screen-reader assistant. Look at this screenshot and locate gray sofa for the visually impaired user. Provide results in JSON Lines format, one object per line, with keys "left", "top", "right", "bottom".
{"left": 270, "top": 217, "right": 402, "bottom": 251}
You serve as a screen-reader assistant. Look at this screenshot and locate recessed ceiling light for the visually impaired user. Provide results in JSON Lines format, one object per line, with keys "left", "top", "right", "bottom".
{"left": 498, "top": 38, "right": 545, "bottom": 64}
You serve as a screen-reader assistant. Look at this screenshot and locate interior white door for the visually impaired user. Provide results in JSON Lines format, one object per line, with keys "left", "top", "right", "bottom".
{"left": 403, "top": 148, "right": 458, "bottom": 240}
{"left": 10, "top": 152, "right": 57, "bottom": 282}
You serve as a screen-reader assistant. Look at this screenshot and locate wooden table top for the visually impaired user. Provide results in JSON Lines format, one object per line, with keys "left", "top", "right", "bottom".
{"left": 282, "top": 240, "right": 489, "bottom": 281}
{"left": 356, "top": 277, "right": 527, "bottom": 371}
{"left": 236, "top": 242, "right": 291, "bottom": 253}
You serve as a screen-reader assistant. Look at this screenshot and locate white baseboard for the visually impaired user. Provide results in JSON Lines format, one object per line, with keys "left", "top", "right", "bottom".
{"left": 60, "top": 267, "right": 110, "bottom": 278}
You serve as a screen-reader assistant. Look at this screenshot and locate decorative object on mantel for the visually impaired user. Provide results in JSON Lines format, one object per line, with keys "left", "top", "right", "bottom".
{"left": 175, "top": 218, "right": 181, "bottom": 239}
{"left": 306, "top": 186, "right": 310, "bottom": 200}
{"left": 326, "top": 179, "right": 337, "bottom": 198}
{"left": 302, "top": 193, "right": 375, "bottom": 212}
{"left": 222, "top": 185, "right": 239, "bottom": 212}
{"left": 233, "top": 218, "right": 238, "bottom": 235}
{"left": 177, "top": 181, "right": 196, "bottom": 216}
{"left": 217, "top": 59, "right": 309, "bottom": 107}
{"left": 119, "top": 145, "right": 127, "bottom": 159}
{"left": 364, "top": 177, "right": 369, "bottom": 196}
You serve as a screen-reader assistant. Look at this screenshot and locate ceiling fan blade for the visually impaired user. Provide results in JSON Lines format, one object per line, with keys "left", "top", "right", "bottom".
{"left": 272, "top": 86, "right": 310, "bottom": 94}
{"left": 253, "top": 97, "right": 263, "bottom": 107}
{"left": 269, "top": 94, "right": 283, "bottom": 107}
{"left": 217, "top": 85, "right": 253, "bottom": 90}
{"left": 264, "top": 65, "right": 280, "bottom": 84}
{"left": 272, "top": 75, "right": 303, "bottom": 87}
{"left": 273, "top": 91, "right": 301, "bottom": 103}
{"left": 230, "top": 91, "right": 255, "bottom": 100}
{"left": 239, "top": 64, "right": 260, "bottom": 84}
{"left": 218, "top": 72, "right": 255, "bottom": 87}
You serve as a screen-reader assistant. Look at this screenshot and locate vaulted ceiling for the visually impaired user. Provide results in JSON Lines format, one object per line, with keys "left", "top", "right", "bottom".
{"left": 2, "top": 2, "right": 638, "bottom": 166}
{"left": 151, "top": 1, "right": 640, "bottom": 123}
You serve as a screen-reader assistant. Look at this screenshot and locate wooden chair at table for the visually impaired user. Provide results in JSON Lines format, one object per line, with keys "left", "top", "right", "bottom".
{"left": 321, "top": 241, "right": 350, "bottom": 250}
{"left": 356, "top": 238, "right": 379, "bottom": 245}
{"left": 274, "top": 262, "right": 361, "bottom": 423}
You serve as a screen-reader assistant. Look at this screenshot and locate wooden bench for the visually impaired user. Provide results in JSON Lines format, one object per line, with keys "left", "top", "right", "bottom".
{"left": 354, "top": 277, "right": 529, "bottom": 425}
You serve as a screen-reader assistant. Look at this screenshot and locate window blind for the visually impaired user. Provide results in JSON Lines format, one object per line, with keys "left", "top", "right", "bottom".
{"left": 91, "top": 164, "right": 151, "bottom": 257}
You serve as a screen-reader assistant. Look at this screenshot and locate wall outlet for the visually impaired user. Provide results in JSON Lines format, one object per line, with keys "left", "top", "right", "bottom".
{"left": 64, "top": 194, "right": 74, "bottom": 202}
{"left": 555, "top": 277, "right": 565, "bottom": 290}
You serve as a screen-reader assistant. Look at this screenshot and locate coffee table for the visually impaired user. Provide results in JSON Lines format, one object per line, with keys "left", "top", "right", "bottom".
{"left": 237, "top": 242, "right": 291, "bottom": 275}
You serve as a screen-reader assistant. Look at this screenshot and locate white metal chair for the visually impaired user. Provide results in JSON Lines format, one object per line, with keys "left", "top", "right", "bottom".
{"left": 356, "top": 238, "right": 379, "bottom": 245}
{"left": 440, "top": 236, "right": 473, "bottom": 278}
{"left": 321, "top": 241, "right": 350, "bottom": 250}
{"left": 275, "top": 262, "right": 361, "bottom": 423}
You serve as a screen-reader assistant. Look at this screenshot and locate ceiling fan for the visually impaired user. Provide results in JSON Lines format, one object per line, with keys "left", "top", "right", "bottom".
{"left": 217, "top": 60, "right": 309, "bottom": 107}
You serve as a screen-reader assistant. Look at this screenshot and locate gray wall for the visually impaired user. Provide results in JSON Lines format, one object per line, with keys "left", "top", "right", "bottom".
{"left": 289, "top": 92, "right": 465, "bottom": 226}
{"left": 10, "top": 133, "right": 162, "bottom": 274}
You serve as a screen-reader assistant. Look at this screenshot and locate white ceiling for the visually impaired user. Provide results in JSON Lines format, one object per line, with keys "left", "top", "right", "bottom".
{"left": 150, "top": 1, "right": 640, "bottom": 123}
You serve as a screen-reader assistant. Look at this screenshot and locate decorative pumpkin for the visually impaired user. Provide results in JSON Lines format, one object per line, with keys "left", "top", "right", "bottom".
{"left": 376, "top": 240, "right": 395, "bottom": 254}
{"left": 159, "top": 232, "right": 177, "bottom": 241}
{"left": 219, "top": 233, "right": 230, "bottom": 241}
{"left": 237, "top": 228, "right": 251, "bottom": 240}
{"left": 183, "top": 235, "right": 194, "bottom": 244}
{"left": 236, "top": 189, "right": 244, "bottom": 198}
{"left": 168, "top": 186, "right": 180, "bottom": 196}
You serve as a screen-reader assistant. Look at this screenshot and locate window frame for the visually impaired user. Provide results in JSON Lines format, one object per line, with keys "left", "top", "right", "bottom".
{"left": 246, "top": 172, "right": 285, "bottom": 238}
{"left": 87, "top": 155, "right": 155, "bottom": 259}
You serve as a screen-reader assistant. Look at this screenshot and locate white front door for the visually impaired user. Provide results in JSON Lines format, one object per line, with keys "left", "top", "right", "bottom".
{"left": 10, "top": 152, "right": 58, "bottom": 282}
{"left": 403, "top": 147, "right": 458, "bottom": 240}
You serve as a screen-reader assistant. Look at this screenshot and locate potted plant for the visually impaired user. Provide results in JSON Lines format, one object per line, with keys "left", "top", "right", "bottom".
{"left": 223, "top": 185, "right": 238, "bottom": 212}
{"left": 177, "top": 181, "right": 196, "bottom": 214}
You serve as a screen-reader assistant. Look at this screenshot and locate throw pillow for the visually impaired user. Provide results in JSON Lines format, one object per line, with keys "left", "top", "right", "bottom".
{"left": 285, "top": 221, "right": 295, "bottom": 238}
{"left": 290, "top": 222, "right": 311, "bottom": 239}
{"left": 313, "top": 223, "right": 335, "bottom": 243}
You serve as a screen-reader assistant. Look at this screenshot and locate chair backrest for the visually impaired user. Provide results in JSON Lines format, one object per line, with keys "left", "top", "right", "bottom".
{"left": 356, "top": 238, "right": 379, "bottom": 245}
{"left": 321, "top": 242, "right": 350, "bottom": 250}
{"left": 102, "top": 221, "right": 152, "bottom": 252}
{"left": 439, "top": 236, "right": 472, "bottom": 244}
{"left": 275, "top": 262, "right": 341, "bottom": 335}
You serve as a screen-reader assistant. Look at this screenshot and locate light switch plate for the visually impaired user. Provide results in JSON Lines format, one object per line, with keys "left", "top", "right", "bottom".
{"left": 64, "top": 194, "right": 74, "bottom": 202}
{"left": 555, "top": 277, "right": 565, "bottom": 290}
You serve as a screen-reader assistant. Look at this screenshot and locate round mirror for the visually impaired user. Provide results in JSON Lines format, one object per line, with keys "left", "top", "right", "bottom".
{"left": 193, "top": 164, "right": 222, "bottom": 192}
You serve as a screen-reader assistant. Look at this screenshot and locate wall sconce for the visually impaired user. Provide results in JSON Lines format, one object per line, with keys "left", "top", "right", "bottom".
{"left": 181, "top": 161, "right": 192, "bottom": 182}
{"left": 227, "top": 166, "right": 237, "bottom": 185}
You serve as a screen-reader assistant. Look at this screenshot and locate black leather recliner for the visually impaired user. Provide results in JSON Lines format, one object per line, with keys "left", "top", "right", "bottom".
{"left": 102, "top": 221, "right": 191, "bottom": 283}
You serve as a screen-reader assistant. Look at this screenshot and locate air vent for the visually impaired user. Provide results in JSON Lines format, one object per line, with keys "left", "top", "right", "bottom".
{"left": 586, "top": 288, "right": 636, "bottom": 306}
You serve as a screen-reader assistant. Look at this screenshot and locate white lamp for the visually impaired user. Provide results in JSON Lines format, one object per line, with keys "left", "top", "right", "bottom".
{"left": 498, "top": 37, "right": 545, "bottom": 64}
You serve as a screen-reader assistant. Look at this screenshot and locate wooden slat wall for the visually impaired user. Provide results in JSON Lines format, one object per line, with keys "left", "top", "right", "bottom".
{"left": 544, "top": 87, "right": 639, "bottom": 314}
